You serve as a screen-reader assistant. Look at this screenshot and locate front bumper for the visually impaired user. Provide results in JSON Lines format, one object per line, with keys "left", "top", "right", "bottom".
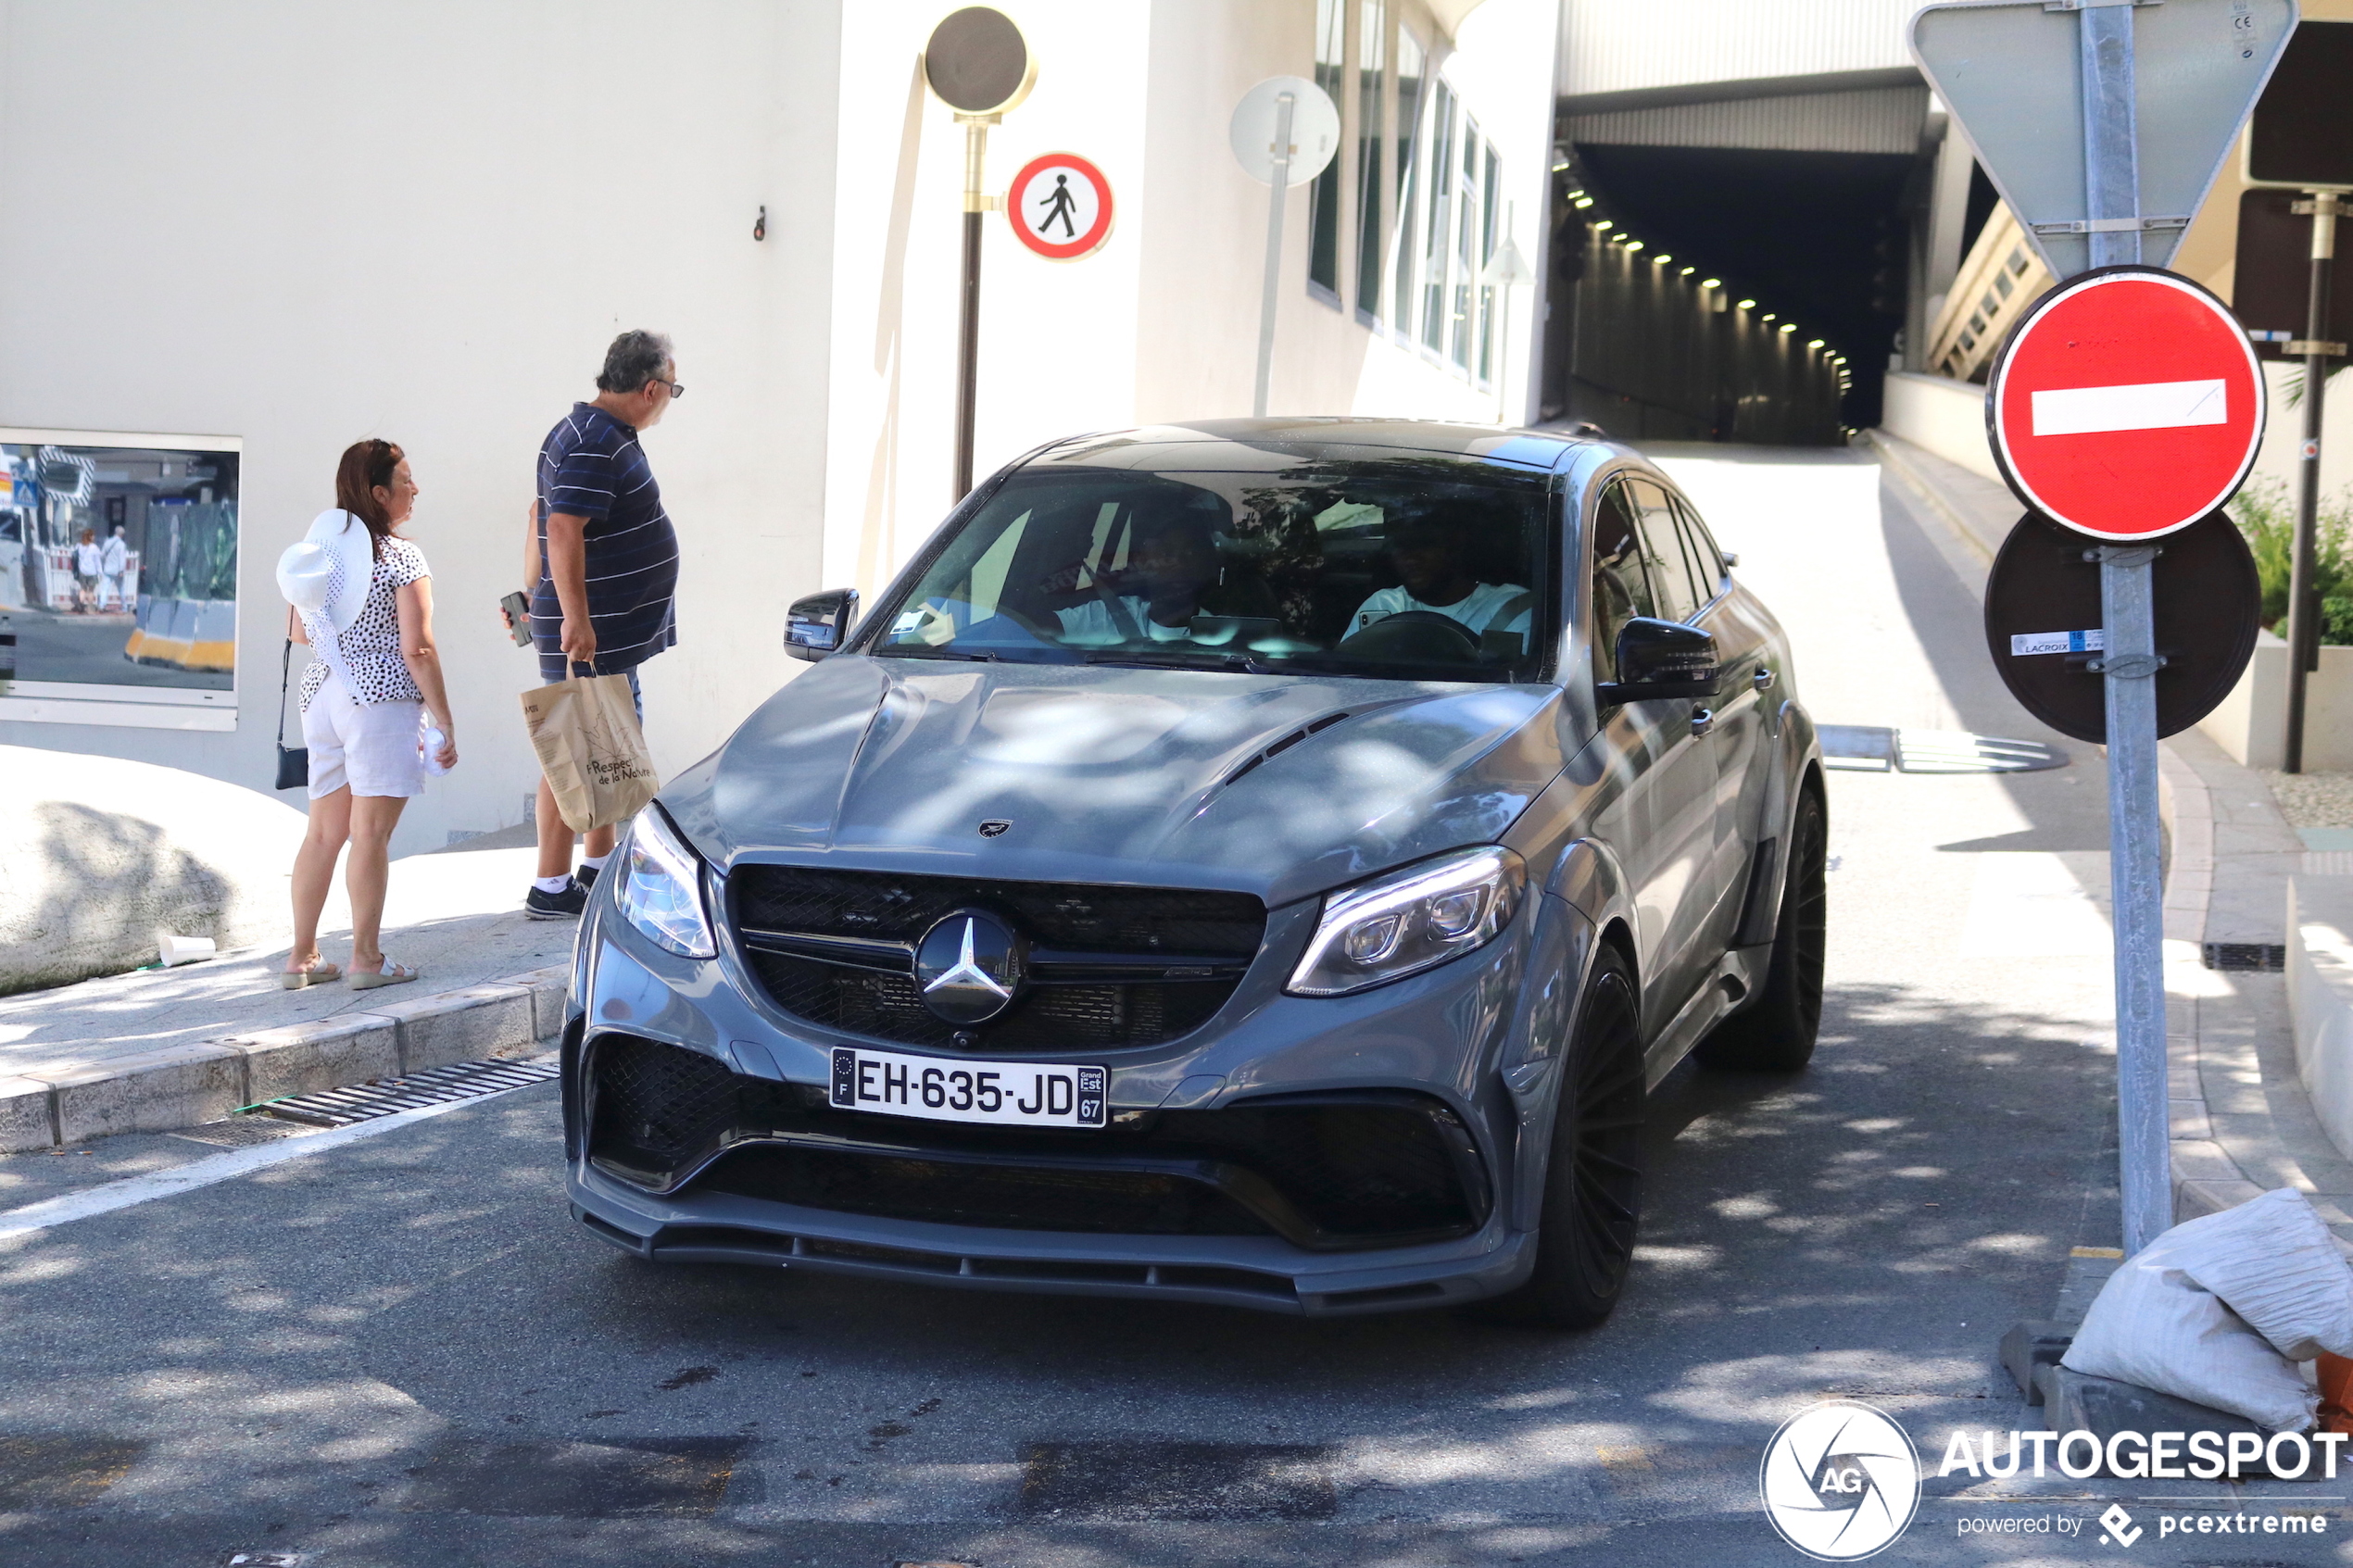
{"left": 563, "top": 872, "right": 1594, "bottom": 1315}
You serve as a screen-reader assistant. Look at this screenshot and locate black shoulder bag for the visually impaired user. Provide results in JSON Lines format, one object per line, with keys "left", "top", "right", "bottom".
{"left": 274, "top": 637, "right": 308, "bottom": 791}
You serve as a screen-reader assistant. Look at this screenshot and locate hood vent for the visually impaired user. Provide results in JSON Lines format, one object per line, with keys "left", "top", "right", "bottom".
{"left": 1222, "top": 711, "right": 1353, "bottom": 788}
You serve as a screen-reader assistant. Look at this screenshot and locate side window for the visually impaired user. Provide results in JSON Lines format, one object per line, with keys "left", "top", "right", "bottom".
{"left": 1627, "top": 479, "right": 1698, "bottom": 623}
{"left": 1673, "top": 498, "right": 1726, "bottom": 611}
{"left": 1590, "top": 482, "right": 1655, "bottom": 683}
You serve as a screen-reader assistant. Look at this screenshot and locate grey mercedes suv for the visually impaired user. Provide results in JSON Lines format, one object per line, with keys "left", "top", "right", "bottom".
{"left": 561, "top": 419, "right": 1824, "bottom": 1327}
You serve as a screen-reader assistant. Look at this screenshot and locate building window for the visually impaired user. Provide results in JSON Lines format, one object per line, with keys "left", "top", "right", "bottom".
{"left": 1420, "top": 80, "right": 1455, "bottom": 355}
{"left": 1354, "top": 0, "right": 1388, "bottom": 324}
{"left": 1390, "top": 26, "right": 1427, "bottom": 333}
{"left": 1307, "top": 0, "right": 1347, "bottom": 304}
{"left": 1478, "top": 143, "right": 1501, "bottom": 383}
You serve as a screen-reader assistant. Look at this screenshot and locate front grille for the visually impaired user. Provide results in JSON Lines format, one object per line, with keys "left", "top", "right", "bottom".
{"left": 585, "top": 1035, "right": 1486, "bottom": 1249}
{"left": 698, "top": 1146, "right": 1273, "bottom": 1237}
{"left": 729, "top": 866, "right": 1265, "bottom": 1050}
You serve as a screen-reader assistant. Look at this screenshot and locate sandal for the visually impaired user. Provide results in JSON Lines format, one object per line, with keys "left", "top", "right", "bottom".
{"left": 280, "top": 960, "right": 342, "bottom": 990}
{"left": 348, "top": 959, "right": 420, "bottom": 991}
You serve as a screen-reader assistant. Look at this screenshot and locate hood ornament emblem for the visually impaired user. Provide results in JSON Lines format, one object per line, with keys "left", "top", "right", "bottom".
{"left": 978, "top": 820, "right": 1012, "bottom": 837}
{"left": 914, "top": 910, "right": 1026, "bottom": 1023}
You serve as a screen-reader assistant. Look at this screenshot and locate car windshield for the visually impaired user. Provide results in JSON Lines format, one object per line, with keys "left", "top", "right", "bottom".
{"left": 866, "top": 460, "right": 1555, "bottom": 682}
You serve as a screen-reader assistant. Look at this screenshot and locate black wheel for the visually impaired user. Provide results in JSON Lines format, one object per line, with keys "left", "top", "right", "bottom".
{"left": 1696, "top": 787, "right": 1827, "bottom": 1073}
{"left": 1492, "top": 945, "right": 1645, "bottom": 1329}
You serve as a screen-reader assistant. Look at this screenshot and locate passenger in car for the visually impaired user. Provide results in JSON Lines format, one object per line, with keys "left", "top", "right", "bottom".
{"left": 1346, "top": 507, "right": 1532, "bottom": 639}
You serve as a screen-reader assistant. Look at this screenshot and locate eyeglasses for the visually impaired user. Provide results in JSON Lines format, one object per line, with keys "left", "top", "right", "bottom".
{"left": 657, "top": 379, "right": 685, "bottom": 399}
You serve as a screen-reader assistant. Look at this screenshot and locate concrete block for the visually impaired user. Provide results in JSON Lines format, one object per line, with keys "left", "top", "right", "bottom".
{"left": 0, "top": 1076, "right": 56, "bottom": 1152}
{"left": 228, "top": 1012, "right": 399, "bottom": 1104}
{"left": 371, "top": 983, "right": 535, "bottom": 1073}
{"left": 2035, "top": 1366, "right": 2320, "bottom": 1479}
{"left": 2000, "top": 1320, "right": 2072, "bottom": 1403}
{"left": 37, "top": 1042, "right": 244, "bottom": 1142}
{"left": 502, "top": 965, "right": 573, "bottom": 1041}
{"left": 2291, "top": 875, "right": 2353, "bottom": 1164}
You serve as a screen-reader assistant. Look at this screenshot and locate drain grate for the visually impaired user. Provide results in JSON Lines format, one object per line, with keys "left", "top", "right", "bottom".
{"left": 171, "top": 1117, "right": 315, "bottom": 1149}
{"left": 1820, "top": 724, "right": 2065, "bottom": 774}
{"left": 256, "top": 1058, "right": 558, "bottom": 1128}
{"left": 2202, "top": 942, "right": 2287, "bottom": 972}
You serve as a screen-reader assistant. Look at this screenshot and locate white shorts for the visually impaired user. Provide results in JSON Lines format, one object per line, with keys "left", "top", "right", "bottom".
{"left": 303, "top": 671, "right": 423, "bottom": 799}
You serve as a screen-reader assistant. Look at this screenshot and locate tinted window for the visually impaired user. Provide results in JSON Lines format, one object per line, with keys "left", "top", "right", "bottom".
{"left": 1674, "top": 497, "right": 1726, "bottom": 610}
{"left": 1590, "top": 481, "right": 1655, "bottom": 683}
{"left": 867, "top": 461, "right": 1554, "bottom": 683}
{"left": 1626, "top": 478, "right": 1697, "bottom": 623}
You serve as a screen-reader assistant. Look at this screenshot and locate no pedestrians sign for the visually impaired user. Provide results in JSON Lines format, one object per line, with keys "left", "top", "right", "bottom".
{"left": 1987, "top": 268, "right": 2265, "bottom": 541}
{"left": 1008, "top": 153, "right": 1114, "bottom": 261}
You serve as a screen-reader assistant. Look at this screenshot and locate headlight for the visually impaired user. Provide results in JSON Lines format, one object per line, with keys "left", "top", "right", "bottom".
{"left": 615, "top": 805, "right": 717, "bottom": 959}
{"left": 1286, "top": 847, "right": 1526, "bottom": 997}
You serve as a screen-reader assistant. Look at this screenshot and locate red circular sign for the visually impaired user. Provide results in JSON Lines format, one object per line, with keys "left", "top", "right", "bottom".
{"left": 1988, "top": 267, "right": 2265, "bottom": 541}
{"left": 1007, "top": 153, "right": 1114, "bottom": 261}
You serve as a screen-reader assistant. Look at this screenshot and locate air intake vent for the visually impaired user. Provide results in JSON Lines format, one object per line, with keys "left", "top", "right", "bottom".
{"left": 1224, "top": 711, "right": 1351, "bottom": 786}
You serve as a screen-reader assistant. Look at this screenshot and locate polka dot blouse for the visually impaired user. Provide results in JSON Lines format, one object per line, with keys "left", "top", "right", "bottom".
{"left": 299, "top": 534, "right": 430, "bottom": 710}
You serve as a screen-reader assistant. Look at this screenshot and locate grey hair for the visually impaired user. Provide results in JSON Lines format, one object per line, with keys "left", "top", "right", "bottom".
{"left": 596, "top": 330, "right": 674, "bottom": 394}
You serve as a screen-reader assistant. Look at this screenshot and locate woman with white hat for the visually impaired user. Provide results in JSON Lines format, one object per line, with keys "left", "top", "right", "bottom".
{"left": 275, "top": 439, "right": 459, "bottom": 989}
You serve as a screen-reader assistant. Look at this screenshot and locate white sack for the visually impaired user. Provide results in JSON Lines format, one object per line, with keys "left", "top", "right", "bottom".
{"left": 2064, "top": 1252, "right": 2318, "bottom": 1433}
{"left": 2163, "top": 1187, "right": 2353, "bottom": 1362}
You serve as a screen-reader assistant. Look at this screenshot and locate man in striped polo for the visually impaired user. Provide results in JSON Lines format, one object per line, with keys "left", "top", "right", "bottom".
{"left": 516, "top": 329, "right": 683, "bottom": 919}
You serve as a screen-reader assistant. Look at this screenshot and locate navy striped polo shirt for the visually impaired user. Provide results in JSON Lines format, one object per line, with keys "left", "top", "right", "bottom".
{"left": 531, "top": 402, "right": 679, "bottom": 679}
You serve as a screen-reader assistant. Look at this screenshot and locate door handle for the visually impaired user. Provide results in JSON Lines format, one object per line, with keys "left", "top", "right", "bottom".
{"left": 1753, "top": 666, "right": 1776, "bottom": 692}
{"left": 1691, "top": 706, "right": 1716, "bottom": 737}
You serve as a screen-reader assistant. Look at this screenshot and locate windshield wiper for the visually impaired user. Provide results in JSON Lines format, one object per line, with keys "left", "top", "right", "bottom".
{"left": 1082, "top": 649, "right": 1272, "bottom": 673}
{"left": 873, "top": 646, "right": 1002, "bottom": 661}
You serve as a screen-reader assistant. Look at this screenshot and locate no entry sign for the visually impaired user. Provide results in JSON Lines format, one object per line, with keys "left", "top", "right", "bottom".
{"left": 1008, "top": 153, "right": 1113, "bottom": 261}
{"left": 1988, "top": 267, "right": 2266, "bottom": 541}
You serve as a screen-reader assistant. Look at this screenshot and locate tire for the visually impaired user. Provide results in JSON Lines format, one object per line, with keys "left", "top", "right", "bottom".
{"left": 1696, "top": 786, "right": 1827, "bottom": 1073}
{"left": 1491, "top": 945, "right": 1646, "bottom": 1330}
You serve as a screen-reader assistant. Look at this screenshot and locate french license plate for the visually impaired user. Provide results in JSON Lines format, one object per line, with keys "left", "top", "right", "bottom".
{"left": 828, "top": 1047, "right": 1107, "bottom": 1128}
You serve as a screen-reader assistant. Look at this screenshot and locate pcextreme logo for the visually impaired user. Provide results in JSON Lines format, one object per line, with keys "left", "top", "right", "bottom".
{"left": 1760, "top": 1400, "right": 1922, "bottom": 1560}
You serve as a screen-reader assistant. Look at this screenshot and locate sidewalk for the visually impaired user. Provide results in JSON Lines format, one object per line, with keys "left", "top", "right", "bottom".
{"left": 1871, "top": 430, "right": 2353, "bottom": 1241}
{"left": 0, "top": 827, "right": 578, "bottom": 1151}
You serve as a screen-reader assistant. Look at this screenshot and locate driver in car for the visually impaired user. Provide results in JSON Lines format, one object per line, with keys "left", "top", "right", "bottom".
{"left": 1046, "top": 504, "right": 1275, "bottom": 644}
{"left": 1348, "top": 506, "right": 1533, "bottom": 641}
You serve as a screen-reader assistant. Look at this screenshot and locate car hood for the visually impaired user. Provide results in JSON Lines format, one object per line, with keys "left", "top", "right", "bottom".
{"left": 661, "top": 656, "right": 1565, "bottom": 908}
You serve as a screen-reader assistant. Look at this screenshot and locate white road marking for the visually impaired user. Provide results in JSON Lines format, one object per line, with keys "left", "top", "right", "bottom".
{"left": 0, "top": 1085, "right": 541, "bottom": 1240}
{"left": 2031, "top": 378, "right": 2226, "bottom": 437}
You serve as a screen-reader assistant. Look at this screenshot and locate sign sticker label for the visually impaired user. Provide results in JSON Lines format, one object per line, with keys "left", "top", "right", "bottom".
{"left": 2010, "top": 628, "right": 2105, "bottom": 657}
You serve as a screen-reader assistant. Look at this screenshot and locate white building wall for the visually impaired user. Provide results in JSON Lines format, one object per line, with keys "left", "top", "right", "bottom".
{"left": 0, "top": 0, "right": 843, "bottom": 856}
{"left": 1558, "top": 0, "right": 1918, "bottom": 97}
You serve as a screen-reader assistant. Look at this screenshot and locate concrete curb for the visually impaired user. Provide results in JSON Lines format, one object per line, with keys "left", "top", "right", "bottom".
{"left": 0, "top": 963, "right": 570, "bottom": 1151}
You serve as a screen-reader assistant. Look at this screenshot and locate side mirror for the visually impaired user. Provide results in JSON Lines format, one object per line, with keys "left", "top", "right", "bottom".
{"left": 1597, "top": 616, "right": 1716, "bottom": 704}
{"left": 786, "top": 588, "right": 860, "bottom": 661}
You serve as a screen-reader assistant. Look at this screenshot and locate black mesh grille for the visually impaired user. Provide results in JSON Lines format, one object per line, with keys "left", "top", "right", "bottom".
{"left": 586, "top": 1037, "right": 1483, "bottom": 1247}
{"left": 733, "top": 866, "right": 1265, "bottom": 952}
{"left": 698, "top": 1146, "right": 1274, "bottom": 1237}
{"left": 729, "top": 866, "right": 1265, "bottom": 1050}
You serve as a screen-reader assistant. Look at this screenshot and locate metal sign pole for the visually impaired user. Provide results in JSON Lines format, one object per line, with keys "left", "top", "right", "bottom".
{"left": 1252, "top": 92, "right": 1297, "bottom": 420}
{"left": 2077, "top": 2, "right": 2171, "bottom": 1257}
{"left": 953, "top": 113, "right": 998, "bottom": 501}
{"left": 2284, "top": 190, "right": 2341, "bottom": 773}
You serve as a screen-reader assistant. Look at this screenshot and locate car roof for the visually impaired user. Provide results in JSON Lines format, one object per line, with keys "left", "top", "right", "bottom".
{"left": 1022, "top": 418, "right": 1601, "bottom": 479}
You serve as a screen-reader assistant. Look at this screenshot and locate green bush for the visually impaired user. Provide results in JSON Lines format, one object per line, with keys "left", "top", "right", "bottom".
{"left": 2227, "top": 476, "right": 2353, "bottom": 644}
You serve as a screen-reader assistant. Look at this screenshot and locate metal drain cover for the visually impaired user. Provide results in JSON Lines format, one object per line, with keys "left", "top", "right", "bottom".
{"left": 1819, "top": 725, "right": 2065, "bottom": 774}
{"left": 257, "top": 1058, "right": 558, "bottom": 1128}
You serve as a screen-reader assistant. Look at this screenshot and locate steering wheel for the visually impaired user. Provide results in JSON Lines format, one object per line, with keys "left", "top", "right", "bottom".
{"left": 1335, "top": 609, "right": 1483, "bottom": 663}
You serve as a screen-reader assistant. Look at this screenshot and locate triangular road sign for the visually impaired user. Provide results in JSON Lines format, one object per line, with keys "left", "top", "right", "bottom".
{"left": 1910, "top": 0, "right": 2297, "bottom": 279}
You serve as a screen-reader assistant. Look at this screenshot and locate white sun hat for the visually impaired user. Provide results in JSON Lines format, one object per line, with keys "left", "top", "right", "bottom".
{"left": 275, "top": 509, "right": 373, "bottom": 634}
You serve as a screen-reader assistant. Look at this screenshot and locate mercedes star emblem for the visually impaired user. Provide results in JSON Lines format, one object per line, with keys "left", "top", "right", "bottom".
{"left": 914, "top": 909, "right": 1026, "bottom": 1023}
{"left": 978, "top": 819, "right": 1013, "bottom": 837}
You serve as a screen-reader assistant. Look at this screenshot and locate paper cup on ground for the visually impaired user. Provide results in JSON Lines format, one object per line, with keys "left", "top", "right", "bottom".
{"left": 157, "top": 935, "right": 216, "bottom": 967}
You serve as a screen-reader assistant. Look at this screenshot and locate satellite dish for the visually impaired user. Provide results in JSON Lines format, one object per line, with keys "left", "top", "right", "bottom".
{"left": 924, "top": 7, "right": 1036, "bottom": 118}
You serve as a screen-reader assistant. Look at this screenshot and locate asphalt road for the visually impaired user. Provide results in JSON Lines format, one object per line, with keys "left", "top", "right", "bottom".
{"left": 2, "top": 447, "right": 2336, "bottom": 1566}
{"left": 6, "top": 608, "right": 233, "bottom": 690}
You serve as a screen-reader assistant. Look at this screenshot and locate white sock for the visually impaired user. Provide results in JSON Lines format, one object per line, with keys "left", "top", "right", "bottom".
{"left": 581, "top": 853, "right": 610, "bottom": 871}
{"left": 534, "top": 874, "right": 573, "bottom": 894}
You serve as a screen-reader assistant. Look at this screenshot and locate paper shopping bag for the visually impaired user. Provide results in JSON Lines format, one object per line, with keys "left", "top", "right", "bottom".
{"left": 521, "top": 669, "right": 659, "bottom": 833}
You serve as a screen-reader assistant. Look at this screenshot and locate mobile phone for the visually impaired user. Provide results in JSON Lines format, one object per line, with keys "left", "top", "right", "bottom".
{"left": 499, "top": 591, "right": 534, "bottom": 648}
